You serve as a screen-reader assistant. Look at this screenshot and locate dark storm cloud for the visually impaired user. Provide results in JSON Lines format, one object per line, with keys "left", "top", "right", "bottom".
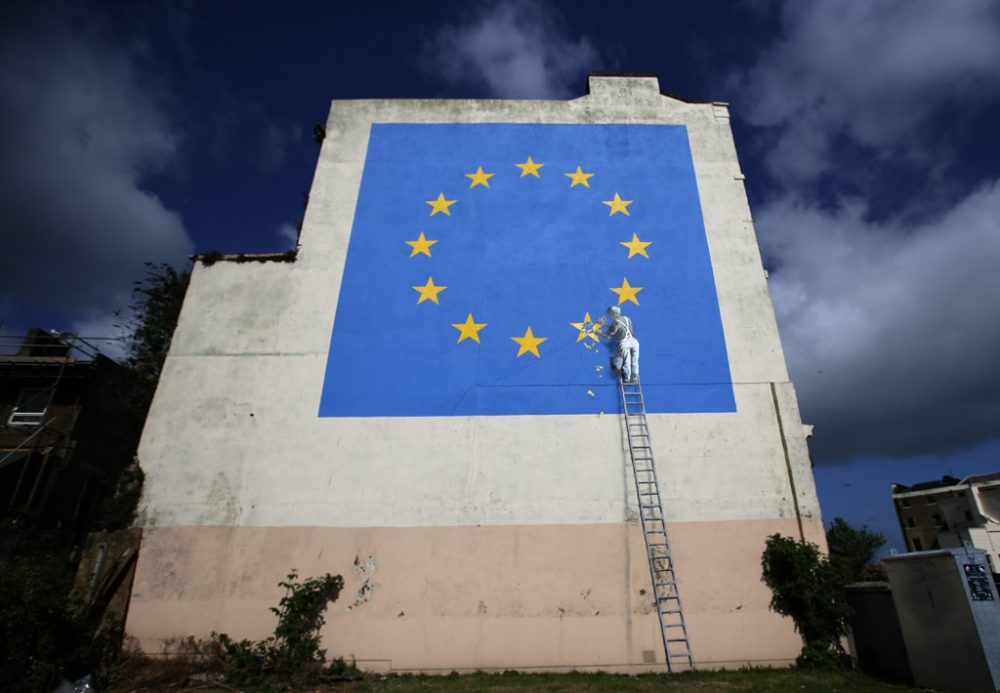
{"left": 760, "top": 185, "right": 1000, "bottom": 461}
{"left": 0, "top": 5, "right": 193, "bottom": 327}
{"left": 732, "top": 1, "right": 1000, "bottom": 462}
{"left": 422, "top": 0, "right": 600, "bottom": 99}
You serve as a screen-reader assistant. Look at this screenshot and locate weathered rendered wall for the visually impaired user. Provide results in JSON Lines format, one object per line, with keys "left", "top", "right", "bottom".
{"left": 126, "top": 75, "right": 823, "bottom": 672}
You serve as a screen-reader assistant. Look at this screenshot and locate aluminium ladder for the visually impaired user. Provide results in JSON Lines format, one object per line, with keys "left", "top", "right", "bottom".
{"left": 619, "top": 377, "right": 695, "bottom": 672}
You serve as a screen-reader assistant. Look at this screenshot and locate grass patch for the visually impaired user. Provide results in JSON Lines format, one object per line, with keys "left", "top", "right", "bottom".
{"left": 108, "top": 665, "right": 913, "bottom": 692}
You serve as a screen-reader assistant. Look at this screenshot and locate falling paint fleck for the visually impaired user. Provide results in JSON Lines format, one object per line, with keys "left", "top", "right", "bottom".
{"left": 598, "top": 411, "right": 604, "bottom": 417}
{"left": 595, "top": 365, "right": 604, "bottom": 371}
{"left": 586, "top": 390, "right": 595, "bottom": 397}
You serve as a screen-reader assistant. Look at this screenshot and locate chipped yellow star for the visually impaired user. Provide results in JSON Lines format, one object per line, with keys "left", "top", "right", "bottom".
{"left": 610, "top": 278, "right": 643, "bottom": 305}
{"left": 511, "top": 326, "right": 547, "bottom": 358}
{"left": 603, "top": 192, "right": 633, "bottom": 216}
{"left": 515, "top": 156, "right": 544, "bottom": 178}
{"left": 564, "top": 166, "right": 594, "bottom": 188}
{"left": 620, "top": 233, "right": 652, "bottom": 259}
{"left": 412, "top": 276, "right": 447, "bottom": 304}
{"left": 452, "top": 313, "right": 488, "bottom": 344}
{"left": 569, "top": 312, "right": 602, "bottom": 343}
{"left": 405, "top": 231, "right": 438, "bottom": 257}
{"left": 465, "top": 166, "right": 495, "bottom": 188}
{"left": 426, "top": 193, "right": 457, "bottom": 216}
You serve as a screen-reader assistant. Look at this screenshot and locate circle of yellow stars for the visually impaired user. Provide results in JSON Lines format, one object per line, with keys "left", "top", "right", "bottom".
{"left": 405, "top": 156, "right": 652, "bottom": 358}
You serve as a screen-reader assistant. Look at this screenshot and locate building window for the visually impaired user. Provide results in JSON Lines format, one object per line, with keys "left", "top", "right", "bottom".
{"left": 911, "top": 538, "right": 923, "bottom": 551}
{"left": 965, "top": 510, "right": 974, "bottom": 522}
{"left": 900, "top": 498, "right": 911, "bottom": 508}
{"left": 906, "top": 517, "right": 916, "bottom": 528}
{"left": 926, "top": 495, "right": 937, "bottom": 505}
{"left": 8, "top": 387, "right": 53, "bottom": 426}
{"left": 931, "top": 514, "right": 947, "bottom": 530}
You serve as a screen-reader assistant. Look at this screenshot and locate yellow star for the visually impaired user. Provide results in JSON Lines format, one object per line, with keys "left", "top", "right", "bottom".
{"left": 564, "top": 166, "right": 594, "bottom": 188}
{"left": 452, "top": 313, "right": 488, "bottom": 344}
{"left": 412, "top": 277, "right": 447, "bottom": 304}
{"left": 515, "top": 156, "right": 544, "bottom": 178}
{"left": 620, "top": 233, "right": 652, "bottom": 259}
{"left": 610, "top": 278, "right": 643, "bottom": 305}
{"left": 603, "top": 192, "right": 633, "bottom": 216}
{"left": 569, "top": 312, "right": 602, "bottom": 343}
{"left": 405, "top": 231, "right": 438, "bottom": 257}
{"left": 511, "top": 326, "right": 547, "bottom": 358}
{"left": 426, "top": 193, "right": 457, "bottom": 216}
{"left": 465, "top": 166, "right": 495, "bottom": 188}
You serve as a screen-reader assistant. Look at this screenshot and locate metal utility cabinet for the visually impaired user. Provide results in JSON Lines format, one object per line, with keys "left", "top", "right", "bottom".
{"left": 884, "top": 548, "right": 1000, "bottom": 692}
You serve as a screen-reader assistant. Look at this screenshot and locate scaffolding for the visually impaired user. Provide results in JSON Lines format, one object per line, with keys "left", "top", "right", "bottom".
{"left": 0, "top": 330, "right": 106, "bottom": 523}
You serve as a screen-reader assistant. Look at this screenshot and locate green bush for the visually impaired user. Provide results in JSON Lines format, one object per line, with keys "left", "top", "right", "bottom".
{"left": 211, "top": 570, "right": 347, "bottom": 686}
{"left": 761, "top": 534, "right": 852, "bottom": 668}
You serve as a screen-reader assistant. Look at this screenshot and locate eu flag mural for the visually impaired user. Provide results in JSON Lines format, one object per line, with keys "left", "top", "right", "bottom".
{"left": 319, "top": 124, "right": 735, "bottom": 417}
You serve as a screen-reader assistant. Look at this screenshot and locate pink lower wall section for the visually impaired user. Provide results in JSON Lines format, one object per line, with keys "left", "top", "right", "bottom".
{"left": 126, "top": 517, "right": 823, "bottom": 672}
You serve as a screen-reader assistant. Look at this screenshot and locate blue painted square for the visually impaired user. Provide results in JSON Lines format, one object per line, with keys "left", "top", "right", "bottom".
{"left": 319, "top": 124, "right": 735, "bottom": 417}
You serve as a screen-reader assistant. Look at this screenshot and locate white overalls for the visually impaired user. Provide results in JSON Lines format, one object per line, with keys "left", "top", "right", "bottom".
{"left": 608, "top": 315, "right": 640, "bottom": 383}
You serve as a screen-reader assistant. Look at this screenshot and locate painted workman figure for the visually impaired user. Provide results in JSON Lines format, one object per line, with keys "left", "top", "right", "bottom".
{"left": 605, "top": 305, "right": 639, "bottom": 383}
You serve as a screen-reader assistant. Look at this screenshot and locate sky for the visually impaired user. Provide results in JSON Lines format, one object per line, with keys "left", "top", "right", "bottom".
{"left": 1, "top": 0, "right": 998, "bottom": 553}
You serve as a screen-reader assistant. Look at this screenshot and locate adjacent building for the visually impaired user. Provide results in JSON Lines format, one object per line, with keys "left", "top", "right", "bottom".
{"left": 892, "top": 474, "right": 1000, "bottom": 571}
{"left": 0, "top": 329, "right": 131, "bottom": 529}
{"left": 125, "top": 74, "right": 823, "bottom": 672}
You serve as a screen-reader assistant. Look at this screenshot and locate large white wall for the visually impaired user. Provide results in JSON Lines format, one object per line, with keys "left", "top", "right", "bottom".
{"left": 137, "top": 75, "right": 819, "bottom": 533}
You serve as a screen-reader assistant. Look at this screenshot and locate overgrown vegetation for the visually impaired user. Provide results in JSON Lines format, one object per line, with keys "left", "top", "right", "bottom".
{"left": 200, "top": 249, "right": 223, "bottom": 265}
{"left": 90, "top": 262, "right": 190, "bottom": 530}
{"left": 200, "top": 249, "right": 298, "bottom": 265}
{"left": 210, "top": 570, "right": 350, "bottom": 687}
{"left": 0, "top": 561, "right": 103, "bottom": 693}
{"left": 118, "top": 262, "right": 191, "bottom": 397}
{"left": 761, "top": 518, "right": 886, "bottom": 669}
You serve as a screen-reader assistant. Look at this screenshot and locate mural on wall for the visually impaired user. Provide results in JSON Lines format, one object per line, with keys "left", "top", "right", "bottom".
{"left": 319, "top": 124, "right": 735, "bottom": 417}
